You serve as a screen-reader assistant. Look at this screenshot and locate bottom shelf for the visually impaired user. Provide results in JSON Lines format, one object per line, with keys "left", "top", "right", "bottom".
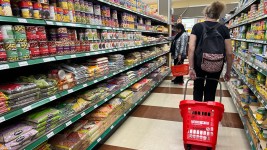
{"left": 225, "top": 80, "right": 257, "bottom": 150}
{"left": 87, "top": 70, "right": 171, "bottom": 150}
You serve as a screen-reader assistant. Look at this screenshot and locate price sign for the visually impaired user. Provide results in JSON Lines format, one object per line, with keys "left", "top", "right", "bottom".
{"left": 94, "top": 80, "right": 98, "bottom": 83}
{"left": 110, "top": 125, "right": 114, "bottom": 129}
{"left": 18, "top": 61, "right": 28, "bottom": 66}
{"left": 43, "top": 57, "right": 53, "bottom": 62}
{"left": 22, "top": 106, "right": 32, "bottom": 112}
{"left": 70, "top": 55, "right": 76, "bottom": 58}
{"left": 94, "top": 104, "right": 98, "bottom": 108}
{"left": 0, "top": 64, "right": 9, "bottom": 70}
{"left": 104, "top": 76, "right": 107, "bottom": 79}
{"left": 47, "top": 132, "right": 54, "bottom": 138}
{"left": 0, "top": 117, "right": 5, "bottom": 123}
{"left": 65, "top": 121, "right": 72, "bottom": 127}
{"left": 81, "top": 112, "right": 85, "bottom": 117}
{"left": 83, "top": 84, "right": 87, "bottom": 87}
{"left": 18, "top": 18, "right": 27, "bottom": 23}
{"left": 46, "top": 21, "right": 54, "bottom": 25}
{"left": 97, "top": 138, "right": 102, "bottom": 143}
{"left": 56, "top": 22, "right": 63, "bottom": 26}
{"left": 68, "top": 89, "right": 74, "bottom": 93}
{"left": 104, "top": 98, "right": 108, "bottom": 102}
{"left": 49, "top": 96, "right": 57, "bottom": 101}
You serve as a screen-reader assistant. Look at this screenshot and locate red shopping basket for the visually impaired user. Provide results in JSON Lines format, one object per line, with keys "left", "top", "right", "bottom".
{"left": 171, "top": 64, "right": 189, "bottom": 77}
{"left": 179, "top": 78, "right": 224, "bottom": 150}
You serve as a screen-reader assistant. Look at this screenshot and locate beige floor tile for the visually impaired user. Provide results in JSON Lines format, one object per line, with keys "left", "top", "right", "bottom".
{"left": 105, "top": 117, "right": 250, "bottom": 150}
{"left": 142, "top": 93, "right": 237, "bottom": 113}
{"left": 159, "top": 80, "right": 227, "bottom": 90}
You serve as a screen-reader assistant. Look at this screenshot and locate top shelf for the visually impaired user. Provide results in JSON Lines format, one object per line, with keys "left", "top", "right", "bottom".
{"left": 97, "top": 0, "right": 168, "bottom": 24}
{"left": 225, "top": 0, "right": 257, "bottom": 23}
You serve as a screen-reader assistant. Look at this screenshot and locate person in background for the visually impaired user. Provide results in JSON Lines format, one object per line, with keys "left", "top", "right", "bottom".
{"left": 163, "top": 23, "right": 188, "bottom": 84}
{"left": 188, "top": 1, "right": 233, "bottom": 101}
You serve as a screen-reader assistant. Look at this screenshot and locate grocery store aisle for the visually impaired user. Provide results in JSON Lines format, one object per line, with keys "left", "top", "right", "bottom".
{"left": 98, "top": 74, "right": 250, "bottom": 150}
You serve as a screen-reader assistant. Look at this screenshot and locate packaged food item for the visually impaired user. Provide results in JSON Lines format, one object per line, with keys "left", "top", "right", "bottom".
{"left": 0, "top": 123, "right": 33, "bottom": 143}
{"left": 20, "top": 0, "right": 33, "bottom": 18}
{"left": 25, "top": 108, "right": 60, "bottom": 124}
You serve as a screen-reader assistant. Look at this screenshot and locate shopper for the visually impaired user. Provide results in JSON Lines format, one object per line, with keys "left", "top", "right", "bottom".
{"left": 163, "top": 23, "right": 188, "bottom": 84}
{"left": 188, "top": 1, "right": 233, "bottom": 101}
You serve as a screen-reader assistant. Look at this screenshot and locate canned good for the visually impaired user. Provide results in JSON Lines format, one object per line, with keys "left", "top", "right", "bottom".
{"left": 0, "top": 0, "right": 12, "bottom": 16}
{"left": 1, "top": 25, "right": 14, "bottom": 42}
{"left": 49, "top": 5, "right": 56, "bottom": 20}
{"left": 20, "top": 0, "right": 33, "bottom": 18}
{"left": 0, "top": 42, "right": 7, "bottom": 62}
{"left": 58, "top": 0, "right": 68, "bottom": 9}
{"left": 63, "top": 9, "right": 70, "bottom": 22}
{"left": 16, "top": 42, "right": 30, "bottom": 60}
{"left": 88, "top": 2, "right": 93, "bottom": 14}
{"left": 80, "top": 0, "right": 84, "bottom": 12}
{"left": 74, "top": 0, "right": 80, "bottom": 11}
{"left": 33, "top": 2, "right": 42, "bottom": 19}
{"left": 56, "top": 7, "right": 63, "bottom": 21}
{"left": 39, "top": 41, "right": 49, "bottom": 56}
{"left": 67, "top": 0, "right": 74, "bottom": 10}
{"left": 48, "top": 41, "right": 57, "bottom": 55}
{"left": 94, "top": 4, "right": 100, "bottom": 16}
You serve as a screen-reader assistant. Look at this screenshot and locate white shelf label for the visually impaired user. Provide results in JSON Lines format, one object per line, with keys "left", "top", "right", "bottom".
{"left": 81, "top": 112, "right": 85, "bottom": 117}
{"left": 83, "top": 84, "right": 87, "bottom": 87}
{"left": 68, "top": 89, "right": 74, "bottom": 93}
{"left": 113, "top": 72, "right": 116, "bottom": 75}
{"left": 110, "top": 125, "right": 114, "bottom": 129}
{"left": 49, "top": 95, "right": 56, "bottom": 101}
{"left": 0, "top": 117, "right": 5, "bottom": 123}
{"left": 97, "top": 138, "right": 102, "bottom": 143}
{"left": 119, "top": 70, "right": 123, "bottom": 72}
{"left": 135, "top": 103, "right": 137, "bottom": 106}
{"left": 96, "top": 26, "right": 101, "bottom": 29}
{"left": 18, "top": 61, "right": 28, "bottom": 66}
{"left": 109, "top": 50, "right": 112, "bottom": 52}
{"left": 22, "top": 106, "right": 32, "bottom": 112}
{"left": 47, "top": 132, "right": 54, "bottom": 138}
{"left": 130, "top": 108, "right": 132, "bottom": 111}
{"left": 250, "top": 141, "right": 253, "bottom": 146}
{"left": 0, "top": 64, "right": 9, "bottom": 70}
{"left": 261, "top": 100, "right": 264, "bottom": 104}
{"left": 85, "top": 53, "right": 90, "bottom": 56}
{"left": 112, "top": 94, "right": 115, "bottom": 97}
{"left": 104, "top": 76, "right": 107, "bottom": 79}
{"left": 65, "top": 121, "right": 72, "bottom": 127}
{"left": 70, "top": 55, "right": 76, "bottom": 58}
{"left": 94, "top": 52, "right": 99, "bottom": 55}
{"left": 86, "top": 25, "right": 91, "bottom": 28}
{"left": 94, "top": 80, "right": 98, "bottom": 83}
{"left": 18, "top": 18, "right": 27, "bottom": 23}
{"left": 46, "top": 21, "right": 53, "bottom": 25}
{"left": 56, "top": 22, "right": 63, "bottom": 25}
{"left": 120, "top": 89, "right": 123, "bottom": 91}
{"left": 124, "top": 114, "right": 126, "bottom": 117}
{"left": 43, "top": 57, "right": 53, "bottom": 62}
{"left": 94, "top": 104, "right": 98, "bottom": 108}
{"left": 104, "top": 98, "right": 108, "bottom": 102}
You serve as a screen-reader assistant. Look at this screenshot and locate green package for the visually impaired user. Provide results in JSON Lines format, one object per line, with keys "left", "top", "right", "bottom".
{"left": 25, "top": 108, "right": 60, "bottom": 124}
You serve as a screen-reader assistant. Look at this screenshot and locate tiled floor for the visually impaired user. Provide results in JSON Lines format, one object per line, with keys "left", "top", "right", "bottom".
{"left": 98, "top": 75, "right": 250, "bottom": 150}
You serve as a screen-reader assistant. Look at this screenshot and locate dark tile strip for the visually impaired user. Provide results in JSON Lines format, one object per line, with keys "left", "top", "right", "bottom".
{"left": 152, "top": 87, "right": 231, "bottom": 97}
{"left": 166, "top": 76, "right": 225, "bottom": 82}
{"left": 130, "top": 105, "right": 243, "bottom": 129}
{"left": 97, "top": 144, "right": 135, "bottom": 150}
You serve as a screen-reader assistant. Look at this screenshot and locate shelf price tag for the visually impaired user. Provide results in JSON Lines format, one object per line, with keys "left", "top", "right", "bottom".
{"left": 81, "top": 112, "right": 86, "bottom": 117}
{"left": 124, "top": 114, "right": 126, "bottom": 117}
{"left": 22, "top": 106, "right": 32, "bottom": 112}
{"left": 49, "top": 95, "right": 57, "bottom": 101}
{"left": 85, "top": 53, "right": 90, "bottom": 56}
{"left": 112, "top": 94, "right": 115, "bottom": 97}
{"left": 104, "top": 76, "right": 107, "bottom": 79}
{"left": 18, "top": 61, "right": 28, "bottom": 66}
{"left": 93, "top": 80, "right": 98, "bottom": 83}
{"left": 94, "top": 104, "right": 98, "bottom": 109}
{"left": 43, "top": 57, "right": 53, "bottom": 62}
{"left": 83, "top": 84, "right": 87, "bottom": 87}
{"left": 56, "top": 22, "right": 63, "bottom": 26}
{"left": 110, "top": 125, "right": 114, "bottom": 129}
{"left": 46, "top": 21, "right": 54, "bottom": 25}
{"left": 67, "top": 89, "right": 74, "bottom": 93}
{"left": 104, "top": 98, "right": 108, "bottom": 102}
{"left": 0, "top": 64, "right": 9, "bottom": 70}
{"left": 47, "top": 132, "right": 54, "bottom": 138}
{"left": 70, "top": 55, "right": 76, "bottom": 58}
{"left": 65, "top": 121, "right": 72, "bottom": 127}
{"left": 97, "top": 138, "right": 102, "bottom": 143}
{"left": 0, "top": 117, "right": 5, "bottom": 123}
{"left": 18, "top": 18, "right": 27, "bottom": 23}
{"left": 135, "top": 103, "right": 137, "bottom": 106}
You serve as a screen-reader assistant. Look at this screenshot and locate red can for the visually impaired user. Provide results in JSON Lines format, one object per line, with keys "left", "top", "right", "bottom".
{"left": 48, "top": 41, "right": 57, "bottom": 55}
{"left": 39, "top": 41, "right": 49, "bottom": 56}
{"left": 75, "top": 40, "right": 80, "bottom": 52}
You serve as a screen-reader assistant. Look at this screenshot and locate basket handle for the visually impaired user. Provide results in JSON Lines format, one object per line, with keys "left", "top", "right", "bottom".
{"left": 184, "top": 77, "right": 222, "bottom": 103}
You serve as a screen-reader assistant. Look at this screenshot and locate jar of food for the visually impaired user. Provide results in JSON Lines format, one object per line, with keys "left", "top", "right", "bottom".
{"left": 20, "top": 0, "right": 33, "bottom": 18}
{"left": 56, "top": 7, "right": 63, "bottom": 21}
{"left": 33, "top": 2, "right": 42, "bottom": 19}
{"left": 0, "top": 0, "right": 13, "bottom": 16}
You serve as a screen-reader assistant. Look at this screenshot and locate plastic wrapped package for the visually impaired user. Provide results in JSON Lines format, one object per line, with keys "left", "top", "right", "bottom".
{"left": 0, "top": 123, "right": 33, "bottom": 143}
{"left": 25, "top": 108, "right": 60, "bottom": 124}
{"left": 0, "top": 83, "right": 37, "bottom": 94}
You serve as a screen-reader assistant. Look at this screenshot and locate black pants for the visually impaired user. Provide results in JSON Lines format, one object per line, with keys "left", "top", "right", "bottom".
{"left": 193, "top": 66, "right": 222, "bottom": 102}
{"left": 173, "top": 58, "right": 184, "bottom": 83}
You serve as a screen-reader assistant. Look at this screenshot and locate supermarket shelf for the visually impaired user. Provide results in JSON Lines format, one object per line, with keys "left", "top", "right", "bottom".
{"left": 234, "top": 52, "right": 267, "bottom": 76}
{"left": 225, "top": 81, "right": 257, "bottom": 150}
{"left": 0, "top": 16, "right": 46, "bottom": 24}
{"left": 229, "top": 14, "right": 267, "bottom": 29}
{"left": 232, "top": 66, "right": 267, "bottom": 109}
{"left": 0, "top": 51, "right": 169, "bottom": 124}
{"left": 225, "top": 0, "right": 257, "bottom": 23}
{"left": 86, "top": 70, "right": 170, "bottom": 150}
{"left": 97, "top": 0, "right": 168, "bottom": 24}
{"left": 0, "top": 41, "right": 169, "bottom": 70}
{"left": 232, "top": 38, "right": 267, "bottom": 44}
{"left": 23, "top": 61, "right": 168, "bottom": 150}
{"left": 46, "top": 20, "right": 168, "bottom": 33}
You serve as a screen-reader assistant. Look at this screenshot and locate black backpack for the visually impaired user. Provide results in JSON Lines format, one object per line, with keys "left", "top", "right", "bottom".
{"left": 195, "top": 22, "right": 225, "bottom": 73}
